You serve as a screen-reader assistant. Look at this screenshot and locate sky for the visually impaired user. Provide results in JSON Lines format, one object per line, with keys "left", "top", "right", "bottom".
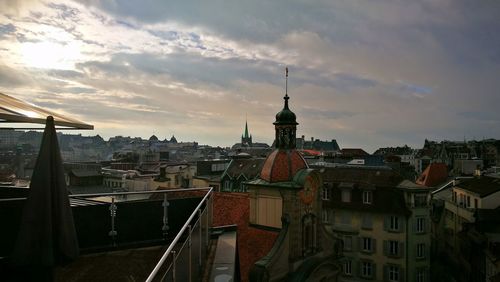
{"left": 1, "top": 0, "right": 500, "bottom": 153}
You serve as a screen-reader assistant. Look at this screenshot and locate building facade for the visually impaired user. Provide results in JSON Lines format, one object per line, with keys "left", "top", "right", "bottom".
{"left": 321, "top": 166, "right": 431, "bottom": 282}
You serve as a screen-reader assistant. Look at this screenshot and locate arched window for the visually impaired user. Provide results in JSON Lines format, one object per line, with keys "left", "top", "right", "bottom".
{"left": 302, "top": 213, "right": 317, "bottom": 257}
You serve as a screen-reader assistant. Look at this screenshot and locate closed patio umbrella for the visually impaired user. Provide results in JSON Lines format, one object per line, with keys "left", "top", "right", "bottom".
{"left": 11, "top": 116, "right": 79, "bottom": 280}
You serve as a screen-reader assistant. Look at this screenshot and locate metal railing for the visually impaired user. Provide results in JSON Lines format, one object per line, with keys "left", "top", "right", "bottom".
{"left": 146, "top": 187, "right": 212, "bottom": 282}
{"left": 0, "top": 186, "right": 213, "bottom": 281}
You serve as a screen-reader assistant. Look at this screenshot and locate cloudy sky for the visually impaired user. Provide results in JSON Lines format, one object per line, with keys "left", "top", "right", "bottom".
{"left": 1, "top": 0, "right": 500, "bottom": 152}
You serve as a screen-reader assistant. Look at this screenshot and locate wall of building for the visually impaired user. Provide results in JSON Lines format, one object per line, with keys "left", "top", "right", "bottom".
{"left": 249, "top": 187, "right": 282, "bottom": 229}
{"left": 482, "top": 190, "right": 500, "bottom": 209}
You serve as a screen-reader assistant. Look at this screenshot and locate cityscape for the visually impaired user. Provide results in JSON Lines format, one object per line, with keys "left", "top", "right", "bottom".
{"left": 1, "top": 1, "right": 500, "bottom": 282}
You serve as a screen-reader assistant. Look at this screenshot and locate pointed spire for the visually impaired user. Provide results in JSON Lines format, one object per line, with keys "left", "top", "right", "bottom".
{"left": 244, "top": 118, "right": 249, "bottom": 139}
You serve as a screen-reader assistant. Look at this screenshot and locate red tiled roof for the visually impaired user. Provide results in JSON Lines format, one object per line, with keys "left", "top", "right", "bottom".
{"left": 260, "top": 149, "right": 308, "bottom": 182}
{"left": 212, "top": 192, "right": 279, "bottom": 282}
{"left": 416, "top": 163, "right": 448, "bottom": 187}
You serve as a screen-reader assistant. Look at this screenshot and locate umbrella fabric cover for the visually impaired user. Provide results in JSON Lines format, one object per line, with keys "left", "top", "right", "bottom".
{"left": 12, "top": 116, "right": 79, "bottom": 266}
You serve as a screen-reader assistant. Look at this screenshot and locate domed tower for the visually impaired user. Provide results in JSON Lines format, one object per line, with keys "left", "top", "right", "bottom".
{"left": 248, "top": 69, "right": 339, "bottom": 281}
{"left": 260, "top": 68, "right": 308, "bottom": 182}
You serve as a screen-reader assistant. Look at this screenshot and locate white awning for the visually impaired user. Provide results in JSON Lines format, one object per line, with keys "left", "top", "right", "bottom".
{"left": 0, "top": 92, "right": 93, "bottom": 130}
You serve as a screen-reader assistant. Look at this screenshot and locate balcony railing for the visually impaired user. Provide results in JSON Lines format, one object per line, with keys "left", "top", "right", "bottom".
{"left": 0, "top": 186, "right": 213, "bottom": 281}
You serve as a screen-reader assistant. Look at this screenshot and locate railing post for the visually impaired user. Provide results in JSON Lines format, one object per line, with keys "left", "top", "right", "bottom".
{"left": 162, "top": 193, "right": 169, "bottom": 239}
{"left": 188, "top": 225, "right": 192, "bottom": 282}
{"left": 198, "top": 209, "right": 202, "bottom": 267}
{"left": 205, "top": 198, "right": 209, "bottom": 247}
{"left": 172, "top": 250, "right": 177, "bottom": 282}
{"left": 108, "top": 196, "right": 117, "bottom": 246}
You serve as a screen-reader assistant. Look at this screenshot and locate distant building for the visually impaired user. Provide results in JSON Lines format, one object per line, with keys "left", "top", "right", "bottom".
{"left": 432, "top": 174, "right": 500, "bottom": 282}
{"left": 192, "top": 159, "right": 231, "bottom": 191}
{"left": 64, "top": 162, "right": 103, "bottom": 187}
{"left": 231, "top": 120, "right": 270, "bottom": 153}
{"left": 296, "top": 135, "right": 340, "bottom": 153}
{"left": 220, "top": 154, "right": 265, "bottom": 192}
{"left": 341, "top": 148, "right": 370, "bottom": 158}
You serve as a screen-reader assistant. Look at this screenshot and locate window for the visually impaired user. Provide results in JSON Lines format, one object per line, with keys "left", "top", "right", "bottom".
{"left": 223, "top": 180, "right": 231, "bottom": 191}
{"left": 452, "top": 191, "right": 457, "bottom": 202}
{"left": 341, "top": 189, "right": 351, "bottom": 202}
{"left": 474, "top": 198, "right": 478, "bottom": 209}
{"left": 416, "top": 243, "right": 425, "bottom": 259}
{"left": 343, "top": 260, "right": 352, "bottom": 275}
{"left": 414, "top": 194, "right": 427, "bottom": 207}
{"left": 390, "top": 216, "right": 399, "bottom": 231}
{"left": 388, "top": 265, "right": 399, "bottom": 282}
{"left": 361, "top": 261, "right": 373, "bottom": 278}
{"left": 363, "top": 190, "right": 372, "bottom": 204}
{"left": 322, "top": 209, "right": 329, "bottom": 223}
{"left": 211, "top": 163, "right": 227, "bottom": 172}
{"left": 362, "top": 214, "right": 373, "bottom": 229}
{"left": 416, "top": 268, "right": 426, "bottom": 282}
{"left": 322, "top": 186, "right": 331, "bottom": 200}
{"left": 466, "top": 195, "right": 471, "bottom": 207}
{"left": 343, "top": 236, "right": 352, "bottom": 251}
{"left": 459, "top": 194, "right": 465, "bottom": 207}
{"left": 362, "top": 237, "right": 373, "bottom": 253}
{"left": 416, "top": 217, "right": 426, "bottom": 233}
{"left": 387, "top": 240, "right": 400, "bottom": 256}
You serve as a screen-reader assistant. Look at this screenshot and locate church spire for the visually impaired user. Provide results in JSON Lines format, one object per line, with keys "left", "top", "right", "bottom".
{"left": 244, "top": 116, "right": 249, "bottom": 139}
{"left": 274, "top": 67, "right": 297, "bottom": 149}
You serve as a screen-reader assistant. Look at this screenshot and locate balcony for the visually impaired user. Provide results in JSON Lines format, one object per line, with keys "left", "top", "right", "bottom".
{"left": 0, "top": 187, "right": 220, "bottom": 281}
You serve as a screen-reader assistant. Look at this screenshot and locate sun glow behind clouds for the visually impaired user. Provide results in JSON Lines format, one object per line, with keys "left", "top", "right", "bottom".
{"left": 19, "top": 40, "right": 82, "bottom": 70}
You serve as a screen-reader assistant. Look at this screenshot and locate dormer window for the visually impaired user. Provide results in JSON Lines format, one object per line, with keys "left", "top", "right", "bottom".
{"left": 362, "top": 190, "right": 373, "bottom": 204}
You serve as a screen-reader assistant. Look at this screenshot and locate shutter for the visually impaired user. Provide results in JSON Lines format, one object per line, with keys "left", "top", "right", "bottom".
{"left": 351, "top": 259, "right": 357, "bottom": 276}
{"left": 400, "top": 266, "right": 405, "bottom": 282}
{"left": 399, "top": 216, "right": 405, "bottom": 232}
{"left": 359, "top": 261, "right": 363, "bottom": 277}
{"left": 383, "top": 265, "right": 389, "bottom": 282}
{"left": 359, "top": 237, "right": 363, "bottom": 252}
{"left": 383, "top": 240, "right": 388, "bottom": 256}
{"left": 372, "top": 238, "right": 377, "bottom": 253}
{"left": 352, "top": 236, "right": 358, "bottom": 252}
{"left": 412, "top": 218, "right": 417, "bottom": 233}
{"left": 384, "top": 216, "right": 389, "bottom": 231}
{"left": 399, "top": 242, "right": 405, "bottom": 258}
{"left": 372, "top": 262, "right": 377, "bottom": 280}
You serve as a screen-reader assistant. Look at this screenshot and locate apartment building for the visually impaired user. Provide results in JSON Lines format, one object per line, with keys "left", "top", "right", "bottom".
{"left": 321, "top": 166, "right": 431, "bottom": 282}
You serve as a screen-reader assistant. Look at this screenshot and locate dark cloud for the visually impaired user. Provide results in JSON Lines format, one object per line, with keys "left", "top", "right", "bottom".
{"left": 0, "top": 64, "right": 31, "bottom": 87}
{"left": 0, "top": 23, "right": 16, "bottom": 39}
{"left": 458, "top": 111, "right": 500, "bottom": 122}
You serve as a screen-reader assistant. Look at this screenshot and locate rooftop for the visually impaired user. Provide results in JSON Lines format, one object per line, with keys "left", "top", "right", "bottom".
{"left": 456, "top": 176, "right": 500, "bottom": 197}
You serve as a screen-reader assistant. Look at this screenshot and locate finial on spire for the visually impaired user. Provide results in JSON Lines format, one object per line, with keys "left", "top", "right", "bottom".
{"left": 285, "top": 66, "right": 289, "bottom": 98}
{"left": 284, "top": 66, "right": 289, "bottom": 108}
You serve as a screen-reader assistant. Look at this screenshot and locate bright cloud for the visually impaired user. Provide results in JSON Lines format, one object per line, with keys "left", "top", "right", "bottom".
{"left": 1, "top": 0, "right": 500, "bottom": 152}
